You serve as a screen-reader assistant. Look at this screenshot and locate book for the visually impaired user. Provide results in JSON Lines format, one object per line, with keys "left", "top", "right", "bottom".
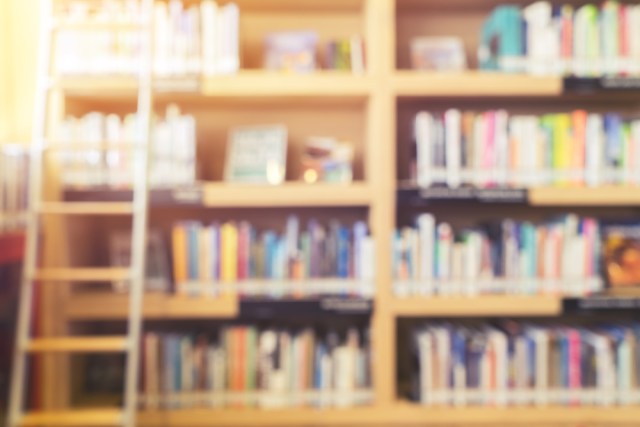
{"left": 410, "top": 37, "right": 467, "bottom": 71}
{"left": 602, "top": 223, "right": 640, "bottom": 291}
{"left": 264, "top": 31, "right": 319, "bottom": 73}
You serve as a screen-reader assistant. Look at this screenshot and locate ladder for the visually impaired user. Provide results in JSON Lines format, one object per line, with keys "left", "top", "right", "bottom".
{"left": 7, "top": 0, "right": 154, "bottom": 425}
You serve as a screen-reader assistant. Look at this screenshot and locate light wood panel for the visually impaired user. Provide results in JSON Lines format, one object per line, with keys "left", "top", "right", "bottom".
{"left": 391, "top": 295, "right": 562, "bottom": 317}
{"left": 530, "top": 187, "right": 640, "bottom": 206}
{"left": 64, "top": 292, "right": 238, "bottom": 320}
{"left": 393, "top": 71, "right": 562, "bottom": 97}
{"left": 20, "top": 409, "right": 123, "bottom": 426}
{"left": 202, "top": 182, "right": 372, "bottom": 207}
{"left": 26, "top": 336, "right": 128, "bottom": 352}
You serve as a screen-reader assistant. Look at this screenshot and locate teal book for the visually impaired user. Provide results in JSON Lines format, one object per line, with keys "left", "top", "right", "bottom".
{"left": 479, "top": 5, "right": 524, "bottom": 70}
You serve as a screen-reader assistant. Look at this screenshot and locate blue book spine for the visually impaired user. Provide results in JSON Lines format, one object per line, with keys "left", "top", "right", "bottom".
{"left": 337, "top": 226, "right": 350, "bottom": 278}
{"left": 604, "top": 113, "right": 622, "bottom": 168}
{"left": 187, "top": 224, "right": 199, "bottom": 281}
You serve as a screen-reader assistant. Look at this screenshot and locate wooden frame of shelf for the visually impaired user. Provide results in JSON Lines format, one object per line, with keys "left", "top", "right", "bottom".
{"left": 64, "top": 292, "right": 238, "bottom": 320}
{"left": 391, "top": 295, "right": 562, "bottom": 317}
{"left": 392, "top": 71, "right": 563, "bottom": 97}
{"left": 64, "top": 182, "right": 373, "bottom": 208}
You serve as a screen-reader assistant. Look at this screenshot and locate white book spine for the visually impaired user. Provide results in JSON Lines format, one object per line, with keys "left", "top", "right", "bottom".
{"left": 444, "top": 109, "right": 462, "bottom": 188}
{"left": 415, "top": 112, "right": 434, "bottom": 188}
{"left": 417, "top": 214, "right": 435, "bottom": 295}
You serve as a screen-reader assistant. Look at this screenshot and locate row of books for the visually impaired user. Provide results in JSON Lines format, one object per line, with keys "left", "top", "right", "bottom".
{"left": 413, "top": 110, "right": 640, "bottom": 189}
{"left": 413, "top": 321, "right": 640, "bottom": 406}
{"left": 55, "top": 104, "right": 196, "bottom": 188}
{"left": 54, "top": 0, "right": 239, "bottom": 76}
{"left": 393, "top": 214, "right": 602, "bottom": 296}
{"left": 480, "top": 1, "right": 640, "bottom": 76}
{"left": 172, "top": 217, "right": 375, "bottom": 296}
{"left": 142, "top": 326, "right": 371, "bottom": 409}
{"left": 0, "top": 145, "right": 29, "bottom": 232}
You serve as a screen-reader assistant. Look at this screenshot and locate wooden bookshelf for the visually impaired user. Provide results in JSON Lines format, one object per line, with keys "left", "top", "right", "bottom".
{"left": 34, "top": 0, "right": 640, "bottom": 425}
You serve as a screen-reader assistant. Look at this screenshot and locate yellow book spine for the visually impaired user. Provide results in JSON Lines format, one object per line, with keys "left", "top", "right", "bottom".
{"left": 172, "top": 224, "right": 188, "bottom": 294}
{"left": 221, "top": 222, "right": 238, "bottom": 282}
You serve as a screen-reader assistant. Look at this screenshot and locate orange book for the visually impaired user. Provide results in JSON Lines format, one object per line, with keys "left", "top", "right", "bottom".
{"left": 236, "top": 327, "right": 246, "bottom": 398}
{"left": 572, "top": 110, "right": 587, "bottom": 185}
{"left": 172, "top": 224, "right": 188, "bottom": 294}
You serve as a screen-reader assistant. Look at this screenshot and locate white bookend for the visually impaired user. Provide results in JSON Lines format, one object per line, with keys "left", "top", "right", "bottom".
{"left": 444, "top": 109, "right": 462, "bottom": 188}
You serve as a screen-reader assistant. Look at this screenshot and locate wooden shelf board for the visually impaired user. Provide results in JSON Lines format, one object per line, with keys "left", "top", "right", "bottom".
{"left": 391, "top": 402, "right": 640, "bottom": 424}
{"left": 64, "top": 292, "right": 238, "bottom": 320}
{"left": 391, "top": 295, "right": 562, "bottom": 317}
{"left": 64, "top": 182, "right": 372, "bottom": 208}
{"left": 202, "top": 182, "right": 372, "bottom": 207}
{"left": 529, "top": 186, "right": 640, "bottom": 206}
{"left": 393, "top": 71, "right": 562, "bottom": 97}
{"left": 138, "top": 407, "right": 380, "bottom": 427}
{"left": 202, "top": 71, "right": 371, "bottom": 98}
{"left": 136, "top": 404, "right": 640, "bottom": 426}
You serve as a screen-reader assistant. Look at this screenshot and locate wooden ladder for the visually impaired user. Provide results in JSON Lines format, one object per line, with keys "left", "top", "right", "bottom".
{"left": 7, "top": 0, "right": 154, "bottom": 426}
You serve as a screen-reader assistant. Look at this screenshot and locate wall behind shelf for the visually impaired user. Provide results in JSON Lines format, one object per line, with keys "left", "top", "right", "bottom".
{"left": 0, "top": 0, "right": 38, "bottom": 142}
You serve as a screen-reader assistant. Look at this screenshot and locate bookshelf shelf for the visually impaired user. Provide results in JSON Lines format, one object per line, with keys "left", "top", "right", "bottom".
{"left": 202, "top": 71, "right": 372, "bottom": 99}
{"left": 202, "top": 182, "right": 372, "bottom": 207}
{"left": 58, "top": 72, "right": 371, "bottom": 100}
{"left": 137, "top": 406, "right": 380, "bottom": 427}
{"left": 392, "top": 71, "right": 562, "bottom": 97}
{"left": 390, "top": 296, "right": 562, "bottom": 317}
{"left": 64, "top": 293, "right": 238, "bottom": 320}
{"left": 397, "top": 186, "right": 640, "bottom": 206}
{"left": 64, "top": 182, "right": 372, "bottom": 207}
{"left": 390, "top": 403, "right": 640, "bottom": 425}
{"left": 529, "top": 186, "right": 640, "bottom": 206}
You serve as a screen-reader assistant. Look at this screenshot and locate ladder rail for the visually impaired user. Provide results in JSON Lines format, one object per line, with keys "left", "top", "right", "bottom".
{"left": 7, "top": 0, "right": 55, "bottom": 425}
{"left": 123, "top": 0, "right": 154, "bottom": 425}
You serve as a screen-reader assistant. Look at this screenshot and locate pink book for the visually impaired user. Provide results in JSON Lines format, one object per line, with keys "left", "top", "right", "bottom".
{"left": 567, "top": 329, "right": 581, "bottom": 405}
{"left": 483, "top": 111, "right": 496, "bottom": 187}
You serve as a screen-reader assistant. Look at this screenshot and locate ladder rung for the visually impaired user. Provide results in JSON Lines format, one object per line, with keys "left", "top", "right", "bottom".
{"left": 38, "top": 202, "right": 135, "bottom": 215}
{"left": 25, "top": 336, "right": 129, "bottom": 353}
{"left": 18, "top": 409, "right": 124, "bottom": 426}
{"left": 34, "top": 268, "right": 132, "bottom": 282}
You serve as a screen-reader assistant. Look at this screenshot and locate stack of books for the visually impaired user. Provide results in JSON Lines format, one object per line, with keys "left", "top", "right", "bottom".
{"left": 479, "top": 1, "right": 640, "bottom": 76}
{"left": 413, "top": 110, "right": 640, "bottom": 189}
{"left": 55, "top": 104, "right": 196, "bottom": 189}
{"left": 414, "top": 320, "right": 640, "bottom": 406}
{"left": 172, "top": 216, "right": 376, "bottom": 297}
{"left": 142, "top": 325, "right": 372, "bottom": 409}
{"left": 393, "top": 213, "right": 602, "bottom": 296}
{"left": 54, "top": 0, "right": 239, "bottom": 76}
